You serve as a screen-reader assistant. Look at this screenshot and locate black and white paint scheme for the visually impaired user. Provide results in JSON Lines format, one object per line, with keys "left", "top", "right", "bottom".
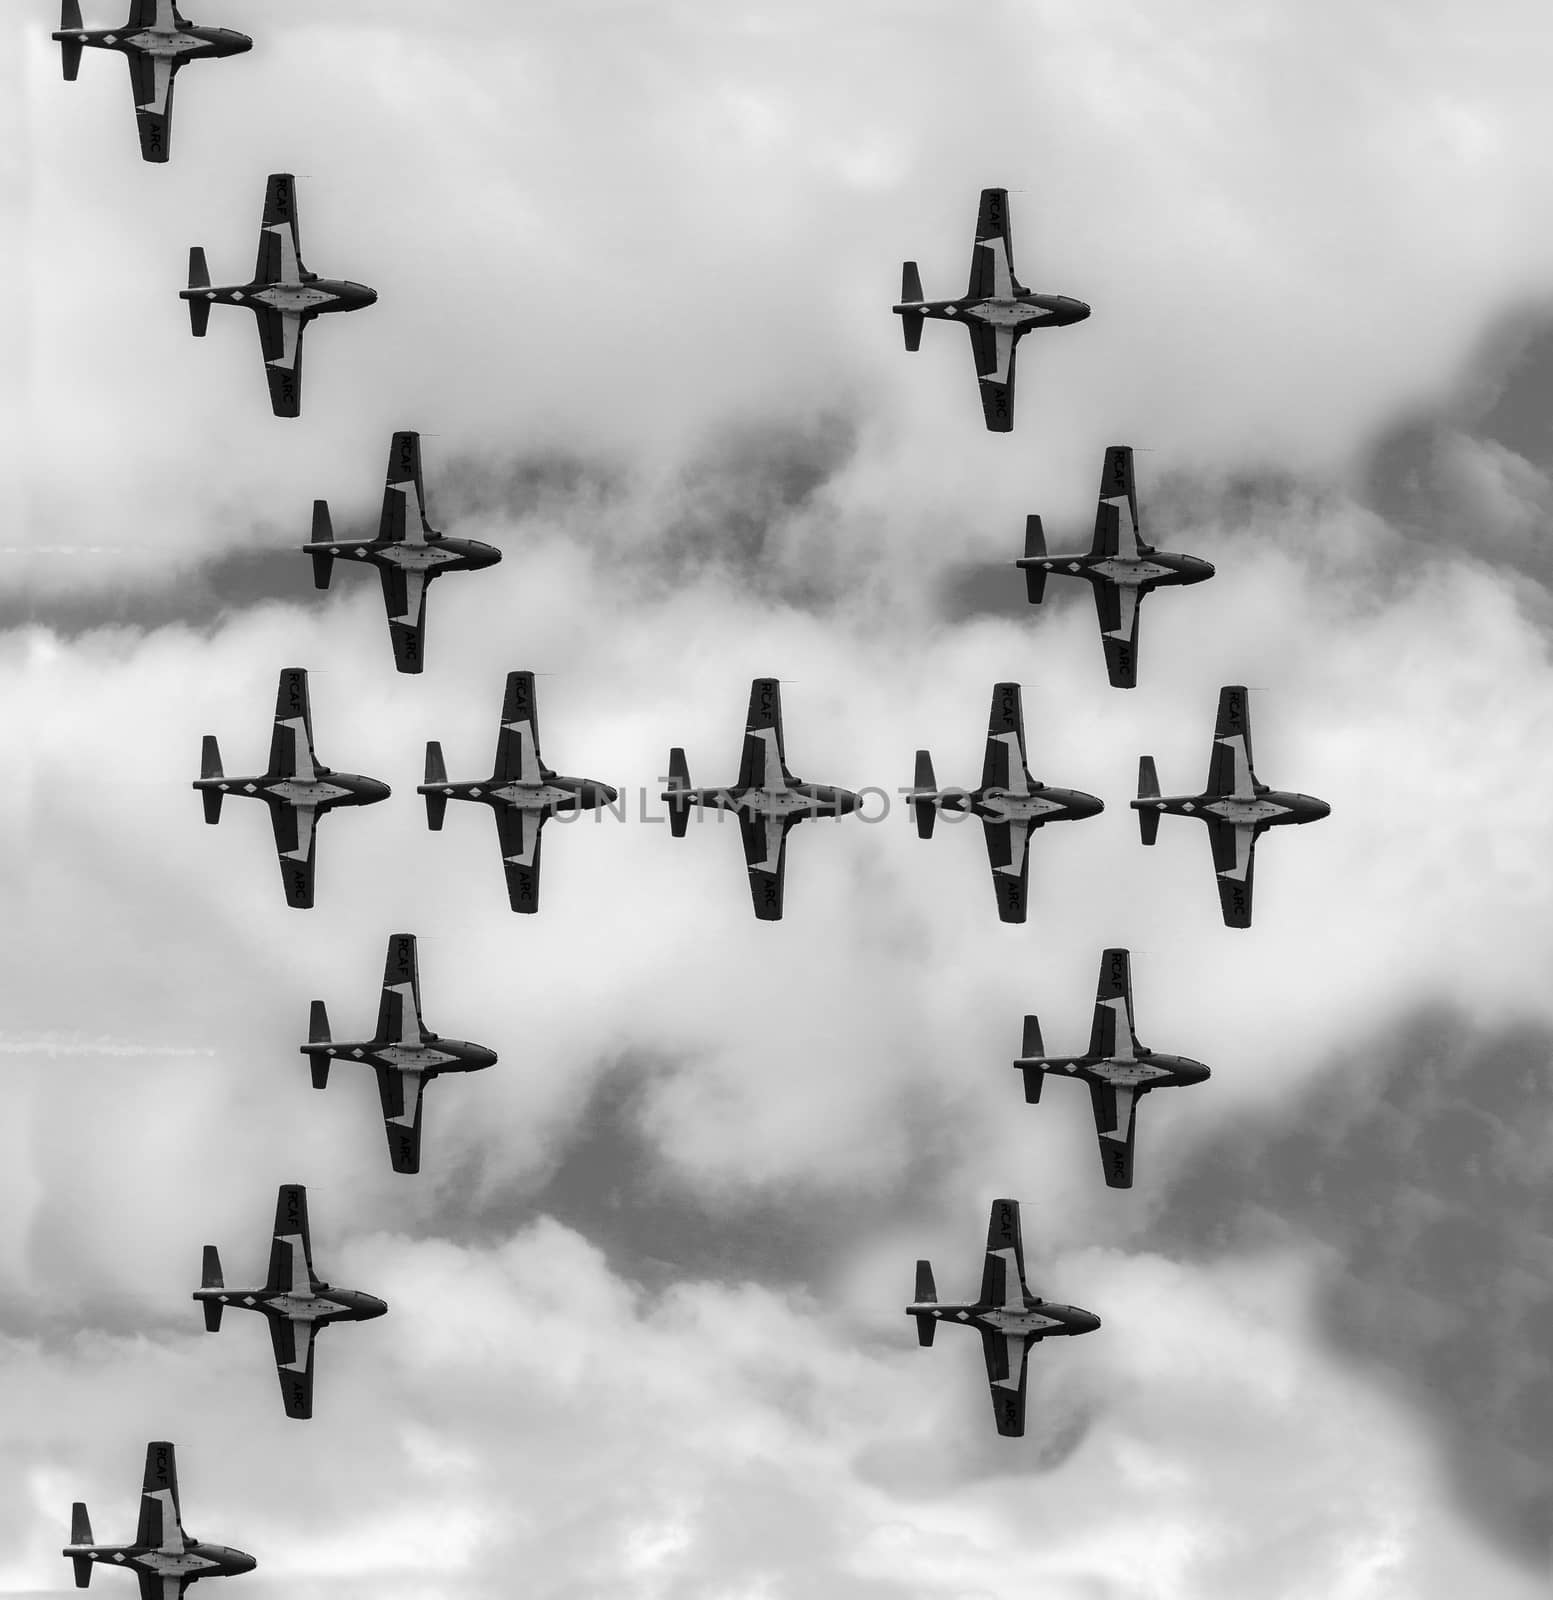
{"left": 62, "top": 1443, "right": 256, "bottom": 1597}
{"left": 1134, "top": 685, "right": 1331, "bottom": 928}
{"left": 661, "top": 677, "right": 861, "bottom": 921}
{"left": 909, "top": 682, "right": 1103, "bottom": 923}
{"left": 906, "top": 1198, "right": 1101, "bottom": 1437}
{"left": 181, "top": 173, "right": 377, "bottom": 418}
{"left": 1015, "top": 948, "right": 1210, "bottom": 1188}
{"left": 1017, "top": 445, "right": 1215, "bottom": 688}
{"left": 51, "top": 0, "right": 251, "bottom": 163}
{"left": 305, "top": 431, "right": 501, "bottom": 674}
{"left": 894, "top": 186, "right": 1090, "bottom": 431}
{"left": 193, "top": 667, "right": 390, "bottom": 909}
{"left": 419, "top": 671, "right": 618, "bottom": 912}
{"left": 193, "top": 1185, "right": 387, "bottom": 1420}
{"left": 301, "top": 934, "right": 498, "bottom": 1175}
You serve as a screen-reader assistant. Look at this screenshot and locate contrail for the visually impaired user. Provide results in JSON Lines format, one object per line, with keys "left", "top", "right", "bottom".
{"left": 0, "top": 1033, "right": 217, "bottom": 1058}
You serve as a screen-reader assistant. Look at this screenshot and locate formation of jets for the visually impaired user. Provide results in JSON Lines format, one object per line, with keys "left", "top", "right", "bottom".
{"left": 195, "top": 1185, "right": 387, "bottom": 1418}
{"left": 306, "top": 431, "right": 502, "bottom": 674}
{"left": 52, "top": 0, "right": 1338, "bottom": 1523}
{"left": 661, "top": 677, "right": 862, "bottom": 920}
{"left": 910, "top": 681, "right": 1103, "bottom": 923}
{"left": 53, "top": 2, "right": 251, "bottom": 163}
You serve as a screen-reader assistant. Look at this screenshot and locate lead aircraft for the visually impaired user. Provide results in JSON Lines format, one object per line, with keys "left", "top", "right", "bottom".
{"left": 419, "top": 671, "right": 618, "bottom": 912}
{"left": 193, "top": 1184, "right": 387, "bottom": 1419}
{"left": 909, "top": 682, "right": 1103, "bottom": 922}
{"left": 193, "top": 667, "right": 390, "bottom": 909}
{"left": 62, "top": 1441, "right": 256, "bottom": 1597}
{"left": 893, "top": 187, "right": 1090, "bottom": 431}
{"left": 661, "top": 678, "right": 861, "bottom": 921}
{"left": 907, "top": 1198, "right": 1100, "bottom": 1437}
{"left": 52, "top": 1, "right": 251, "bottom": 163}
{"left": 180, "top": 173, "right": 377, "bottom": 417}
{"left": 305, "top": 431, "right": 501, "bottom": 674}
{"left": 1016, "top": 445, "right": 1215, "bottom": 687}
{"left": 1014, "top": 948, "right": 1210, "bottom": 1187}
{"left": 1133, "top": 685, "right": 1330, "bottom": 928}
{"left": 302, "top": 934, "right": 497, "bottom": 1175}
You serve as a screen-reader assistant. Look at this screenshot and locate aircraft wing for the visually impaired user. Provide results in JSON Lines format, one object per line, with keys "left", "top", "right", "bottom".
{"left": 736, "top": 678, "right": 790, "bottom": 791}
{"left": 377, "top": 565, "right": 430, "bottom": 674}
{"left": 124, "top": 50, "right": 177, "bottom": 163}
{"left": 1091, "top": 579, "right": 1143, "bottom": 690}
{"left": 267, "top": 668, "right": 317, "bottom": 780}
{"left": 253, "top": 173, "right": 304, "bottom": 286}
{"left": 1205, "top": 685, "right": 1256, "bottom": 798}
{"left": 1087, "top": 1078, "right": 1140, "bottom": 1188}
{"left": 267, "top": 1314, "right": 317, "bottom": 1420}
{"left": 374, "top": 934, "right": 425, "bottom": 1045}
{"left": 253, "top": 305, "right": 308, "bottom": 418}
{"left": 379, "top": 431, "right": 428, "bottom": 542}
{"left": 966, "top": 187, "right": 1018, "bottom": 300}
{"left": 129, "top": 1, "right": 181, "bottom": 26}
{"left": 978, "top": 1197, "right": 1028, "bottom": 1311}
{"left": 978, "top": 1326, "right": 1031, "bottom": 1437}
{"left": 269, "top": 803, "right": 317, "bottom": 909}
{"left": 964, "top": 321, "right": 1017, "bottom": 432}
{"left": 1087, "top": 446, "right": 1141, "bottom": 559}
{"left": 375, "top": 1064, "right": 427, "bottom": 1174}
{"left": 1086, "top": 947, "right": 1137, "bottom": 1059}
{"left": 265, "top": 1183, "right": 317, "bottom": 1295}
{"left": 981, "top": 819, "right": 1030, "bottom": 924}
{"left": 494, "top": 805, "right": 544, "bottom": 913}
{"left": 738, "top": 810, "right": 791, "bottom": 921}
{"left": 136, "top": 1576, "right": 190, "bottom": 1600}
{"left": 134, "top": 1442, "right": 184, "bottom": 1554}
{"left": 980, "top": 682, "right": 1029, "bottom": 794}
{"left": 494, "top": 671, "right": 545, "bottom": 784}
{"left": 1207, "top": 816, "right": 1257, "bottom": 928}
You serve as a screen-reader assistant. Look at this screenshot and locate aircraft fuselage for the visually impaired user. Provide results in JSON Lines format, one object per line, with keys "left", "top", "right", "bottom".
{"left": 906, "top": 1299, "right": 1100, "bottom": 1338}
{"left": 191, "top": 277, "right": 377, "bottom": 316}
{"left": 1021, "top": 549, "right": 1214, "bottom": 591}
{"left": 895, "top": 292, "right": 1090, "bottom": 329}
{"left": 194, "top": 1283, "right": 386, "bottom": 1324}
{"left": 55, "top": 25, "right": 251, "bottom": 61}
{"left": 1143, "top": 789, "right": 1328, "bottom": 828}
{"left": 313, "top": 1037, "right": 497, "bottom": 1077}
{"left": 691, "top": 784, "right": 860, "bottom": 819}
{"left": 937, "top": 784, "right": 1102, "bottom": 825}
{"left": 64, "top": 1542, "right": 254, "bottom": 1580}
{"left": 429, "top": 776, "right": 616, "bottom": 813}
{"left": 1020, "top": 1050, "right": 1210, "bottom": 1091}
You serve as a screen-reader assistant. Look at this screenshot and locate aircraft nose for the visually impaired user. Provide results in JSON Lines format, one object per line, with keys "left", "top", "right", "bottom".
{"left": 1072, "top": 1309, "right": 1102, "bottom": 1334}
{"left": 477, "top": 543, "right": 503, "bottom": 568}
{"left": 364, "top": 1295, "right": 389, "bottom": 1320}
{"left": 362, "top": 778, "right": 392, "bottom": 804}
{"left": 1306, "top": 797, "right": 1332, "bottom": 821}
{"left": 231, "top": 1551, "right": 258, "bottom": 1575}
{"left": 232, "top": 31, "right": 254, "bottom": 51}
{"left": 1067, "top": 298, "right": 1092, "bottom": 322}
{"left": 470, "top": 1045, "right": 499, "bottom": 1070}
{"left": 1071, "top": 791, "right": 1105, "bottom": 820}
{"left": 841, "top": 790, "right": 864, "bottom": 815}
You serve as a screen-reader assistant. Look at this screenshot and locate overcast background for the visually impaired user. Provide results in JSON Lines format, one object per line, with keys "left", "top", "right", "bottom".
{"left": 8, "top": 2, "right": 1553, "bottom": 1596}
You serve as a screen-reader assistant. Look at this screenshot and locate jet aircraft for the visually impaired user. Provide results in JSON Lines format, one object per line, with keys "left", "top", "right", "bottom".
{"left": 193, "top": 667, "right": 390, "bottom": 909}
{"left": 301, "top": 933, "right": 497, "bottom": 1175}
{"left": 194, "top": 1184, "right": 387, "bottom": 1419}
{"left": 661, "top": 677, "right": 861, "bottom": 921}
{"left": 62, "top": 1440, "right": 256, "bottom": 1597}
{"left": 906, "top": 1198, "right": 1100, "bottom": 1437}
{"left": 180, "top": 173, "right": 377, "bottom": 417}
{"left": 304, "top": 431, "right": 501, "bottom": 674}
{"left": 894, "top": 187, "right": 1090, "bottom": 431}
{"left": 1014, "top": 948, "right": 1210, "bottom": 1187}
{"left": 1017, "top": 445, "right": 1215, "bottom": 688}
{"left": 909, "top": 682, "right": 1102, "bottom": 923}
{"left": 52, "top": 1, "right": 251, "bottom": 164}
{"left": 1133, "top": 684, "right": 1330, "bottom": 927}
{"left": 419, "top": 671, "right": 618, "bottom": 912}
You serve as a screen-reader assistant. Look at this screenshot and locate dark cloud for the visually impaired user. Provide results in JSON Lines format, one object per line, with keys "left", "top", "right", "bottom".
{"left": 1150, "top": 1006, "right": 1553, "bottom": 1571}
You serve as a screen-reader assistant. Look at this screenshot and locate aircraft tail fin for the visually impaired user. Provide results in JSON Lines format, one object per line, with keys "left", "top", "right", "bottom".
{"left": 186, "top": 248, "right": 211, "bottom": 336}
{"left": 309, "top": 502, "right": 335, "bottom": 587}
{"left": 899, "top": 263, "right": 924, "bottom": 350}
{"left": 1019, "top": 1016, "right": 1045, "bottom": 1101}
{"left": 664, "top": 747, "right": 692, "bottom": 837}
{"left": 199, "top": 1245, "right": 224, "bottom": 1329}
{"left": 910, "top": 750, "right": 937, "bottom": 839}
{"left": 307, "top": 1001, "right": 331, "bottom": 1086}
{"left": 58, "top": 1, "right": 84, "bottom": 78}
{"left": 1022, "top": 515, "right": 1048, "bottom": 603}
{"left": 69, "top": 1503, "right": 92, "bottom": 1586}
{"left": 422, "top": 742, "right": 448, "bottom": 829}
{"left": 1136, "top": 756, "right": 1160, "bottom": 845}
{"left": 198, "top": 736, "right": 223, "bottom": 822}
{"left": 912, "top": 1259, "right": 937, "bottom": 1345}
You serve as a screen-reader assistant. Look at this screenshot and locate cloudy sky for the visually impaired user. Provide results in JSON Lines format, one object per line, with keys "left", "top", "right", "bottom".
{"left": 9, "top": 1, "right": 1553, "bottom": 1595}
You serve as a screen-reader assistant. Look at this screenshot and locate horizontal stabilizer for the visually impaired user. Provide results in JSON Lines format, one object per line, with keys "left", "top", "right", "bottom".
{"left": 186, "top": 248, "right": 211, "bottom": 336}
{"left": 900, "top": 261, "right": 924, "bottom": 304}
{"left": 665, "top": 746, "right": 691, "bottom": 837}
{"left": 200, "top": 734, "right": 222, "bottom": 779}
{"left": 911, "top": 750, "right": 936, "bottom": 839}
{"left": 71, "top": 1501, "right": 92, "bottom": 1547}
{"left": 1022, "top": 516, "right": 1047, "bottom": 604}
{"left": 202, "top": 1300, "right": 223, "bottom": 1332}
{"left": 60, "top": 36, "right": 83, "bottom": 81}
{"left": 914, "top": 1259, "right": 937, "bottom": 1303}
{"left": 308, "top": 998, "right": 330, "bottom": 1043}
{"left": 915, "top": 1313, "right": 936, "bottom": 1347}
{"left": 422, "top": 742, "right": 448, "bottom": 829}
{"left": 1136, "top": 756, "right": 1160, "bottom": 845}
{"left": 900, "top": 311, "right": 924, "bottom": 352}
{"left": 309, "top": 503, "right": 335, "bottom": 588}
{"left": 1021, "top": 1015, "right": 1044, "bottom": 1058}
{"left": 201, "top": 1243, "right": 223, "bottom": 1289}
